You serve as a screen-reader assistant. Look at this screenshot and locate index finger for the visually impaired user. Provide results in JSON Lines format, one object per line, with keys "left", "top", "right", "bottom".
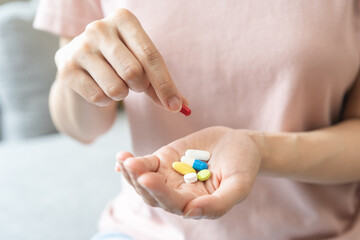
{"left": 108, "top": 9, "right": 183, "bottom": 112}
{"left": 137, "top": 172, "right": 191, "bottom": 215}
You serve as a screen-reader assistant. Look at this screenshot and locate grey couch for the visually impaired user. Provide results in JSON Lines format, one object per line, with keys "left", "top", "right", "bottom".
{"left": 0, "top": 1, "right": 129, "bottom": 239}
{"left": 0, "top": 113, "right": 130, "bottom": 240}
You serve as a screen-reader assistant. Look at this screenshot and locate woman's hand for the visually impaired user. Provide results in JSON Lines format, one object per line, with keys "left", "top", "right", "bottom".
{"left": 116, "top": 127, "right": 263, "bottom": 219}
{"left": 55, "top": 9, "right": 185, "bottom": 111}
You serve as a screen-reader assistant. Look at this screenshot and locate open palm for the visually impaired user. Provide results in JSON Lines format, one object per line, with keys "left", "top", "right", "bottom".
{"left": 116, "top": 126, "right": 262, "bottom": 219}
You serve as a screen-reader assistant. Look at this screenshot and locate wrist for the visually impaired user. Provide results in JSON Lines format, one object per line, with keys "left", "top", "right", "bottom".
{"left": 242, "top": 130, "right": 270, "bottom": 174}
{"left": 243, "top": 130, "right": 300, "bottom": 178}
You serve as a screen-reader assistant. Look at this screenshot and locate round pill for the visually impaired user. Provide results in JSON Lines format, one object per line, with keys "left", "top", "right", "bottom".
{"left": 197, "top": 169, "right": 211, "bottom": 181}
{"left": 172, "top": 162, "right": 196, "bottom": 175}
{"left": 184, "top": 173, "right": 198, "bottom": 183}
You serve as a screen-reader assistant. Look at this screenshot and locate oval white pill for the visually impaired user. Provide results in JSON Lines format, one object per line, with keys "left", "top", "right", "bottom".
{"left": 184, "top": 172, "right": 198, "bottom": 184}
{"left": 185, "top": 149, "right": 211, "bottom": 161}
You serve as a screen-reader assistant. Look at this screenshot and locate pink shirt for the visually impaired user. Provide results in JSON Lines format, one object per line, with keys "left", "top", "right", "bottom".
{"left": 35, "top": 1, "right": 360, "bottom": 239}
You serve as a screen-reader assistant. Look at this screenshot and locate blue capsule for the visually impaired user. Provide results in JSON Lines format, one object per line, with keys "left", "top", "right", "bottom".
{"left": 181, "top": 156, "right": 208, "bottom": 171}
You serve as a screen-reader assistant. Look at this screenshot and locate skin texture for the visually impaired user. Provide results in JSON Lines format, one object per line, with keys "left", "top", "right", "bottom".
{"left": 50, "top": 9, "right": 187, "bottom": 143}
{"left": 117, "top": 127, "right": 262, "bottom": 219}
{"left": 50, "top": 9, "right": 360, "bottom": 220}
{"left": 116, "top": 117, "right": 360, "bottom": 219}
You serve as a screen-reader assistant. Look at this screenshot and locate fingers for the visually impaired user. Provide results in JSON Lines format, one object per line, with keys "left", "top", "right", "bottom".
{"left": 117, "top": 152, "right": 160, "bottom": 207}
{"left": 99, "top": 35, "right": 149, "bottom": 93}
{"left": 109, "top": 9, "right": 183, "bottom": 112}
{"left": 116, "top": 152, "right": 135, "bottom": 186}
{"left": 124, "top": 158, "right": 159, "bottom": 207}
{"left": 144, "top": 83, "right": 163, "bottom": 107}
{"left": 145, "top": 84, "right": 189, "bottom": 108}
{"left": 137, "top": 172, "right": 188, "bottom": 215}
{"left": 77, "top": 53, "right": 129, "bottom": 101}
{"left": 118, "top": 153, "right": 190, "bottom": 214}
{"left": 56, "top": 9, "right": 186, "bottom": 111}
{"left": 183, "top": 175, "right": 251, "bottom": 220}
{"left": 59, "top": 69, "right": 112, "bottom": 106}
{"left": 116, "top": 151, "right": 134, "bottom": 162}
{"left": 114, "top": 161, "right": 121, "bottom": 172}
{"left": 122, "top": 155, "right": 160, "bottom": 175}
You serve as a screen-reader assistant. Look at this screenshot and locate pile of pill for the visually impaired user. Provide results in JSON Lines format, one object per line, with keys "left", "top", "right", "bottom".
{"left": 172, "top": 149, "right": 211, "bottom": 184}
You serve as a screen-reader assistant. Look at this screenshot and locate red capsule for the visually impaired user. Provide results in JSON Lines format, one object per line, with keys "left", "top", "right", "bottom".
{"left": 180, "top": 104, "right": 191, "bottom": 116}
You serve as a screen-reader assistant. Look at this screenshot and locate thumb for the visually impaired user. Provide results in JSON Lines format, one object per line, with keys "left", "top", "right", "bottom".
{"left": 183, "top": 175, "right": 252, "bottom": 220}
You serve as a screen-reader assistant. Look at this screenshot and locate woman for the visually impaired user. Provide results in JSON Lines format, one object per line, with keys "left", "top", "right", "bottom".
{"left": 35, "top": 0, "right": 360, "bottom": 239}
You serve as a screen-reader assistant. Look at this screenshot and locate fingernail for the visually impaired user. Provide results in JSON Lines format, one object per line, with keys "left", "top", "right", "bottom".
{"left": 184, "top": 208, "right": 203, "bottom": 219}
{"left": 109, "top": 86, "right": 125, "bottom": 101}
{"left": 96, "top": 98, "right": 112, "bottom": 107}
{"left": 114, "top": 162, "right": 121, "bottom": 172}
{"left": 167, "top": 96, "right": 182, "bottom": 112}
{"left": 137, "top": 177, "right": 149, "bottom": 189}
{"left": 116, "top": 152, "right": 124, "bottom": 161}
{"left": 116, "top": 152, "right": 128, "bottom": 162}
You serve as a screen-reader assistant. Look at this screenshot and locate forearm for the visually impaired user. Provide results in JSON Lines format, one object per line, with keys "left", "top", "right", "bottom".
{"left": 49, "top": 77, "right": 118, "bottom": 143}
{"left": 251, "top": 119, "right": 360, "bottom": 184}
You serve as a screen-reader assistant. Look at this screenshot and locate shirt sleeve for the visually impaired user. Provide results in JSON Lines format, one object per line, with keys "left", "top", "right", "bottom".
{"left": 33, "top": 0, "right": 104, "bottom": 38}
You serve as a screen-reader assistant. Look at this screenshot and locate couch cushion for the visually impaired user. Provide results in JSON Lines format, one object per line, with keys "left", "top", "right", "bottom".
{"left": 0, "top": 0, "right": 58, "bottom": 140}
{"left": 0, "top": 111, "right": 130, "bottom": 240}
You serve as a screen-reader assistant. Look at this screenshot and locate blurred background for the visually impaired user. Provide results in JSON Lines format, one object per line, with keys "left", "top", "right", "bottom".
{"left": 0, "top": 0, "right": 131, "bottom": 239}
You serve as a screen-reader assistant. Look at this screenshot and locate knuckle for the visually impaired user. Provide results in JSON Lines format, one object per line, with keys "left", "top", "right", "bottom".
{"left": 77, "top": 41, "right": 92, "bottom": 53}
{"left": 84, "top": 20, "right": 108, "bottom": 43}
{"left": 62, "top": 59, "right": 78, "bottom": 71}
{"left": 131, "top": 80, "right": 149, "bottom": 93}
{"left": 140, "top": 45, "right": 161, "bottom": 65}
{"left": 122, "top": 64, "right": 144, "bottom": 81}
{"left": 57, "top": 61, "right": 78, "bottom": 83}
{"left": 155, "top": 78, "right": 171, "bottom": 93}
{"left": 85, "top": 20, "right": 106, "bottom": 34}
{"left": 71, "top": 42, "right": 93, "bottom": 62}
{"left": 54, "top": 49, "right": 63, "bottom": 66}
{"left": 112, "top": 8, "right": 135, "bottom": 23}
{"left": 88, "top": 91, "right": 108, "bottom": 104}
{"left": 107, "top": 44, "right": 122, "bottom": 56}
{"left": 55, "top": 39, "right": 87, "bottom": 68}
{"left": 55, "top": 46, "right": 74, "bottom": 67}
